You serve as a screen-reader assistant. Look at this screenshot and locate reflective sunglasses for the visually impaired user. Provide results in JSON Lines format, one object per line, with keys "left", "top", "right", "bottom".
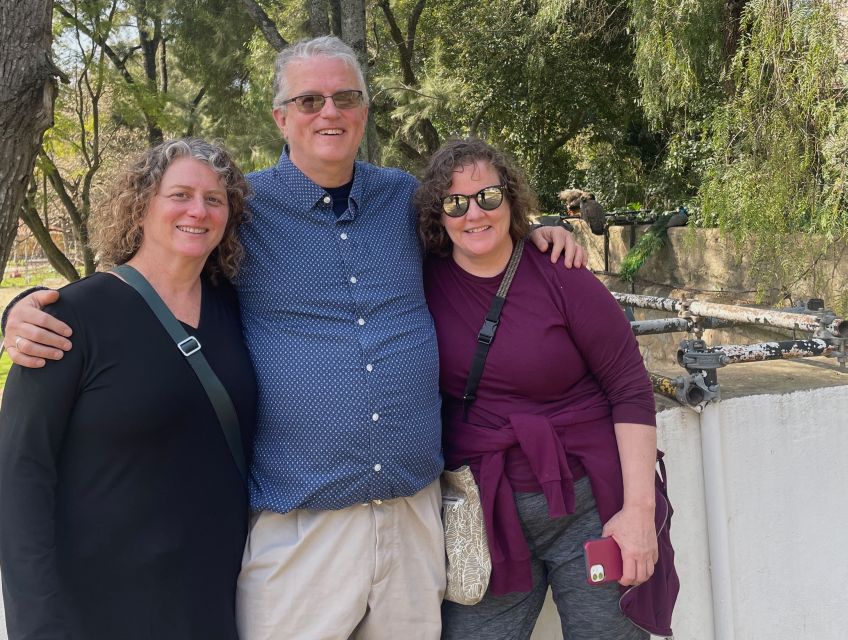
{"left": 281, "top": 90, "right": 364, "bottom": 114}
{"left": 441, "top": 185, "right": 506, "bottom": 218}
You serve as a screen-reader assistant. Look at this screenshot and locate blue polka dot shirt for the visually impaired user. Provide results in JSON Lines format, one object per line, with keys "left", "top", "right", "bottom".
{"left": 235, "top": 150, "right": 444, "bottom": 513}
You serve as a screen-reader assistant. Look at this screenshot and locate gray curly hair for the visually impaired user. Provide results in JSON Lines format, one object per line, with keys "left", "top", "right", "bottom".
{"left": 92, "top": 137, "right": 251, "bottom": 281}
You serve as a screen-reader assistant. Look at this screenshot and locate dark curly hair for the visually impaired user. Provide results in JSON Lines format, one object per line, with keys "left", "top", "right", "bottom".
{"left": 415, "top": 138, "right": 536, "bottom": 256}
{"left": 92, "top": 138, "right": 251, "bottom": 281}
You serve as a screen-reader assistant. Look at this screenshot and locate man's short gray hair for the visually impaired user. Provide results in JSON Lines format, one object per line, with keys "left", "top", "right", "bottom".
{"left": 272, "top": 36, "right": 369, "bottom": 110}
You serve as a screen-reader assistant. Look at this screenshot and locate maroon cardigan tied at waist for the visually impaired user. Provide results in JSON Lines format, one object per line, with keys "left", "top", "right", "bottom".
{"left": 442, "top": 401, "right": 679, "bottom": 637}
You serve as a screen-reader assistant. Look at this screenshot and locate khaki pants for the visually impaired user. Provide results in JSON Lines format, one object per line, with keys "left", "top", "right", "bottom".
{"left": 236, "top": 480, "right": 445, "bottom": 640}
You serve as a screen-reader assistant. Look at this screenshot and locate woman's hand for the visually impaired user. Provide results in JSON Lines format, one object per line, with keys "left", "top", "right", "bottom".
{"left": 602, "top": 504, "right": 658, "bottom": 587}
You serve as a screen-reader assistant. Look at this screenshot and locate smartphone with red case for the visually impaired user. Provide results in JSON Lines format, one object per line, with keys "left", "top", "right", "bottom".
{"left": 583, "top": 536, "right": 623, "bottom": 585}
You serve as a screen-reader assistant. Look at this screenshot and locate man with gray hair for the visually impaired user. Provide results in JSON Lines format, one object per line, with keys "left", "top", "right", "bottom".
{"left": 4, "top": 36, "right": 584, "bottom": 639}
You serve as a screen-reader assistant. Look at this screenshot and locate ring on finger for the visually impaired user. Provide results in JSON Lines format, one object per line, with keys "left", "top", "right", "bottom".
{"left": 14, "top": 336, "right": 23, "bottom": 350}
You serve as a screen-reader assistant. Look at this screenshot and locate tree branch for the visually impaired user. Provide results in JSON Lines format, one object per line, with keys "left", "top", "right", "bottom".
{"left": 376, "top": 123, "right": 423, "bottom": 164}
{"left": 240, "top": 0, "right": 288, "bottom": 51}
{"left": 40, "top": 152, "right": 84, "bottom": 231}
{"left": 54, "top": 3, "right": 135, "bottom": 86}
{"left": 184, "top": 87, "right": 207, "bottom": 137}
{"left": 469, "top": 102, "right": 490, "bottom": 137}
{"left": 20, "top": 182, "right": 80, "bottom": 282}
{"left": 377, "top": 0, "right": 416, "bottom": 85}
{"left": 406, "top": 0, "right": 426, "bottom": 56}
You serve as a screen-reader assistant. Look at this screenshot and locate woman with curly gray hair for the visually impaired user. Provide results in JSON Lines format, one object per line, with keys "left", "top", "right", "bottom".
{"left": 0, "top": 138, "right": 257, "bottom": 640}
{"left": 418, "top": 138, "right": 678, "bottom": 639}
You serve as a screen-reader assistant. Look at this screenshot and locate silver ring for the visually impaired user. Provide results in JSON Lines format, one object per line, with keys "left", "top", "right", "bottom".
{"left": 14, "top": 336, "right": 22, "bottom": 350}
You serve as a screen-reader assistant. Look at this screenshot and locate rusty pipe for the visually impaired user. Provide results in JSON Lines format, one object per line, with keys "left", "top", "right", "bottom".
{"left": 631, "top": 317, "right": 736, "bottom": 336}
{"left": 701, "top": 339, "right": 835, "bottom": 364}
{"left": 613, "top": 293, "right": 847, "bottom": 338}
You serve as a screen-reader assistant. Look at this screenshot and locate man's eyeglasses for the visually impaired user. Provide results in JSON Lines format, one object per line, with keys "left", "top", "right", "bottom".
{"left": 441, "top": 185, "right": 506, "bottom": 218}
{"left": 281, "top": 90, "right": 364, "bottom": 114}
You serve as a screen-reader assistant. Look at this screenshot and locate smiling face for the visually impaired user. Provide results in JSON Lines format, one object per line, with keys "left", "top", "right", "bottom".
{"left": 442, "top": 160, "right": 514, "bottom": 276}
{"left": 136, "top": 156, "right": 229, "bottom": 268}
{"left": 272, "top": 56, "right": 368, "bottom": 187}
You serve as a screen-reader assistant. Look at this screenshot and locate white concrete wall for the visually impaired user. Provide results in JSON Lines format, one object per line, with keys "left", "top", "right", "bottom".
{"left": 532, "top": 385, "right": 848, "bottom": 639}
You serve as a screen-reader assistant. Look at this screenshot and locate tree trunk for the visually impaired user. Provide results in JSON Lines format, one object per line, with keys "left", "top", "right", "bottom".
{"left": 329, "top": 0, "right": 342, "bottom": 36}
{"left": 721, "top": 0, "right": 746, "bottom": 94}
{"left": 136, "top": 4, "right": 164, "bottom": 145}
{"left": 308, "top": 0, "right": 330, "bottom": 37}
{"left": 340, "top": 0, "right": 380, "bottom": 163}
{"left": 376, "top": 0, "right": 439, "bottom": 157}
{"left": 0, "top": 0, "right": 61, "bottom": 282}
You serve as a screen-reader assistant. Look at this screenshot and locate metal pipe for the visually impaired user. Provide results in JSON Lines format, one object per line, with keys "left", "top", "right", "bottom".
{"left": 687, "top": 300, "right": 846, "bottom": 337}
{"left": 631, "top": 316, "right": 737, "bottom": 336}
{"left": 649, "top": 372, "right": 719, "bottom": 408}
{"left": 650, "top": 372, "right": 682, "bottom": 401}
{"left": 612, "top": 293, "right": 848, "bottom": 338}
{"left": 700, "top": 404, "right": 736, "bottom": 640}
{"left": 708, "top": 339, "right": 835, "bottom": 364}
{"left": 614, "top": 292, "right": 683, "bottom": 313}
{"left": 633, "top": 318, "right": 694, "bottom": 336}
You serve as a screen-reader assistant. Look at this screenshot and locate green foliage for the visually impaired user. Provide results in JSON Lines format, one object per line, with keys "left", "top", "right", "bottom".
{"left": 392, "top": 0, "right": 645, "bottom": 209}
{"left": 698, "top": 0, "right": 848, "bottom": 300}
{"left": 630, "top": 0, "right": 726, "bottom": 126}
{"left": 24, "top": 0, "right": 846, "bottom": 307}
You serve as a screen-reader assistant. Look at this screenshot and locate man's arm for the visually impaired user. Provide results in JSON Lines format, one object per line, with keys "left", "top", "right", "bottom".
{"left": 2, "top": 225, "right": 585, "bottom": 369}
{"left": 3, "top": 290, "right": 72, "bottom": 368}
{"left": 527, "top": 225, "right": 587, "bottom": 269}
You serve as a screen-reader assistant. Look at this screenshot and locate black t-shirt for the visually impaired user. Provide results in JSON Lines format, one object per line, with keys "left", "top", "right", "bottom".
{"left": 0, "top": 272, "right": 257, "bottom": 639}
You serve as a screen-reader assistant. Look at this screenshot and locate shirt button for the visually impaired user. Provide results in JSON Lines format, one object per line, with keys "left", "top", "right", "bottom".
{"left": 357, "top": 318, "right": 365, "bottom": 326}
{"left": 340, "top": 232, "right": 348, "bottom": 240}
{"left": 350, "top": 276, "right": 357, "bottom": 284}
{"left": 365, "top": 364, "right": 373, "bottom": 372}
{"left": 322, "top": 195, "right": 331, "bottom": 204}
{"left": 372, "top": 413, "right": 380, "bottom": 422}
{"left": 373, "top": 463, "right": 382, "bottom": 472}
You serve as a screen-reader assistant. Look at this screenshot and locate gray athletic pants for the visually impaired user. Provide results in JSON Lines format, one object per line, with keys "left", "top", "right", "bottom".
{"left": 441, "top": 476, "right": 649, "bottom": 640}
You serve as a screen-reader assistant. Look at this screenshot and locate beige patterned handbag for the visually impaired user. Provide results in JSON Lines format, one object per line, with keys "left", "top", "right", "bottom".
{"left": 441, "top": 465, "right": 491, "bottom": 605}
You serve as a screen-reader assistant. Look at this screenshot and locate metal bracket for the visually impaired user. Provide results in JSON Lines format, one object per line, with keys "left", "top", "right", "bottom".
{"left": 830, "top": 336, "right": 848, "bottom": 369}
{"left": 678, "top": 372, "right": 721, "bottom": 407}
{"left": 677, "top": 339, "right": 729, "bottom": 370}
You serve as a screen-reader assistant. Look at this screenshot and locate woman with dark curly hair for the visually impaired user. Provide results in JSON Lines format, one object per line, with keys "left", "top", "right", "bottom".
{"left": 416, "top": 138, "right": 678, "bottom": 639}
{"left": 0, "top": 138, "right": 257, "bottom": 640}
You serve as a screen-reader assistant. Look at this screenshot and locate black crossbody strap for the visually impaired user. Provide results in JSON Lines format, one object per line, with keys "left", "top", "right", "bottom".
{"left": 112, "top": 264, "right": 247, "bottom": 484}
{"left": 462, "top": 239, "right": 524, "bottom": 418}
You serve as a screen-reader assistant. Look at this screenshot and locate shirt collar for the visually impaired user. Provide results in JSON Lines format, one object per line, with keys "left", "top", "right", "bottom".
{"left": 276, "top": 146, "right": 366, "bottom": 221}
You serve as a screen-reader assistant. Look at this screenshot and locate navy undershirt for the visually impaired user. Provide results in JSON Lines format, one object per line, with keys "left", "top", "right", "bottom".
{"left": 324, "top": 180, "right": 354, "bottom": 217}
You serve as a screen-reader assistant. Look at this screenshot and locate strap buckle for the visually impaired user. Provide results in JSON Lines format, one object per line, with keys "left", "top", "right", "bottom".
{"left": 477, "top": 319, "right": 498, "bottom": 345}
{"left": 178, "top": 336, "right": 202, "bottom": 357}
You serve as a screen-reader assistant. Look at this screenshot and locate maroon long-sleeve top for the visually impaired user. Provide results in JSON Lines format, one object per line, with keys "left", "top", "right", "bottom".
{"left": 424, "top": 244, "right": 678, "bottom": 636}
